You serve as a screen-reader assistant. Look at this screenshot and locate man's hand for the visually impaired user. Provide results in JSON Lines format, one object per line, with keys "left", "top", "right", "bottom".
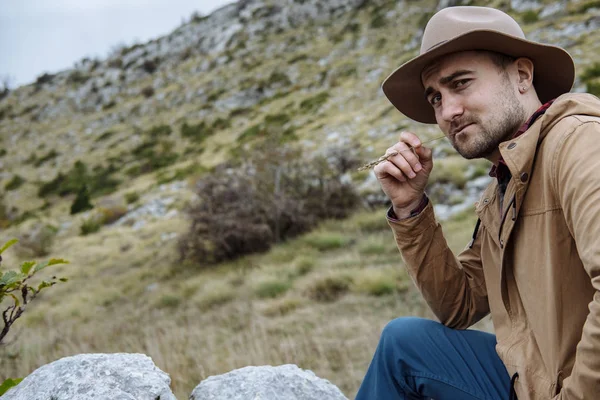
{"left": 373, "top": 132, "right": 434, "bottom": 218}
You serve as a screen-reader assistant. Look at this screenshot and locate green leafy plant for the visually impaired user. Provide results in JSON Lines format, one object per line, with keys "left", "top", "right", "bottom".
{"left": 0, "top": 239, "right": 69, "bottom": 343}
{"left": 0, "top": 378, "right": 23, "bottom": 395}
{"left": 0, "top": 239, "right": 68, "bottom": 393}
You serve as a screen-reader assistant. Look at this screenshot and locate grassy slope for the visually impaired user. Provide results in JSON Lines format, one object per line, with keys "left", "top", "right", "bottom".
{"left": 0, "top": 206, "right": 479, "bottom": 398}
{"left": 1, "top": 0, "right": 600, "bottom": 398}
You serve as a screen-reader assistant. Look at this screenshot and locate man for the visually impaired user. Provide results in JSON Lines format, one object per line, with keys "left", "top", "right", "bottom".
{"left": 356, "top": 6, "right": 600, "bottom": 400}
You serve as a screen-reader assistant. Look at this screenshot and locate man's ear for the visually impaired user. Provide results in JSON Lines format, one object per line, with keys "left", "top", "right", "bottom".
{"left": 515, "top": 57, "right": 535, "bottom": 89}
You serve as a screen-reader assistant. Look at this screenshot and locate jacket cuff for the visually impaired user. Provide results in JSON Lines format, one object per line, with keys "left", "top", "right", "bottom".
{"left": 387, "top": 199, "right": 437, "bottom": 239}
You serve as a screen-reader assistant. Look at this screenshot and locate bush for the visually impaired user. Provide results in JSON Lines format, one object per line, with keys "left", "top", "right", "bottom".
{"left": 66, "top": 71, "right": 90, "bottom": 85}
{"left": 306, "top": 274, "right": 351, "bottom": 302}
{"left": 5, "top": 175, "right": 25, "bottom": 191}
{"left": 178, "top": 143, "right": 360, "bottom": 266}
{"left": 352, "top": 269, "right": 397, "bottom": 296}
{"left": 587, "top": 81, "right": 600, "bottom": 97}
{"left": 124, "top": 191, "right": 140, "bottom": 204}
{"left": 141, "top": 86, "right": 155, "bottom": 98}
{"left": 142, "top": 58, "right": 159, "bottom": 74}
{"left": 181, "top": 121, "right": 213, "bottom": 142}
{"left": 80, "top": 218, "right": 101, "bottom": 236}
{"left": 96, "top": 130, "right": 116, "bottom": 142}
{"left": 70, "top": 185, "right": 94, "bottom": 214}
{"left": 255, "top": 279, "right": 292, "bottom": 299}
{"left": 582, "top": 64, "right": 600, "bottom": 82}
{"left": 521, "top": 10, "right": 539, "bottom": 23}
{"left": 238, "top": 113, "right": 295, "bottom": 143}
{"left": 147, "top": 124, "right": 172, "bottom": 138}
{"left": 299, "top": 92, "right": 329, "bottom": 114}
{"left": 33, "top": 149, "right": 59, "bottom": 167}
{"left": 302, "top": 232, "right": 353, "bottom": 252}
{"left": 38, "top": 160, "right": 121, "bottom": 199}
{"left": 0, "top": 239, "right": 68, "bottom": 348}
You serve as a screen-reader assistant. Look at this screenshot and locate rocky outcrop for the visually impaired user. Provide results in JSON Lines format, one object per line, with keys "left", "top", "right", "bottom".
{"left": 190, "top": 364, "right": 348, "bottom": 400}
{"left": 1, "top": 354, "right": 348, "bottom": 400}
{"left": 0, "top": 353, "right": 176, "bottom": 400}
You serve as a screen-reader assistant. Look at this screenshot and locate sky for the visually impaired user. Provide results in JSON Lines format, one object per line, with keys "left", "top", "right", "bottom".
{"left": 0, "top": 0, "right": 234, "bottom": 87}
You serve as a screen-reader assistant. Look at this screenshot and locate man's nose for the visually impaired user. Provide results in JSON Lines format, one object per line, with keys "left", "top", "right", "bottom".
{"left": 440, "top": 94, "right": 464, "bottom": 122}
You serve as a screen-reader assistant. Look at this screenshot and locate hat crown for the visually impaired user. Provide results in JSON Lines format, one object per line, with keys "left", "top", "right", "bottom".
{"left": 421, "top": 7, "right": 525, "bottom": 54}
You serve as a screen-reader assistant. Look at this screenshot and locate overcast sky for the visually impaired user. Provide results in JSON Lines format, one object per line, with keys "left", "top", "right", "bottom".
{"left": 0, "top": 0, "right": 234, "bottom": 87}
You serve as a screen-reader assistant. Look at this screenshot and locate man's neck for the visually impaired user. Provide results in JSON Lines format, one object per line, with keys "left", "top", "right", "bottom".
{"left": 486, "top": 98, "right": 543, "bottom": 165}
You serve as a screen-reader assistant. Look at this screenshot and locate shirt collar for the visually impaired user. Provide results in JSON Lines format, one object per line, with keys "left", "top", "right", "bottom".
{"left": 489, "top": 99, "right": 555, "bottom": 179}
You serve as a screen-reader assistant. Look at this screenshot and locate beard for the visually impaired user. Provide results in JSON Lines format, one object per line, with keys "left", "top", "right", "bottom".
{"left": 449, "top": 81, "right": 527, "bottom": 160}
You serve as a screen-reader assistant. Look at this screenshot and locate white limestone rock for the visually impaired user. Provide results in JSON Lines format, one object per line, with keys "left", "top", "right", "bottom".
{"left": 0, "top": 353, "right": 176, "bottom": 400}
{"left": 190, "top": 364, "right": 348, "bottom": 400}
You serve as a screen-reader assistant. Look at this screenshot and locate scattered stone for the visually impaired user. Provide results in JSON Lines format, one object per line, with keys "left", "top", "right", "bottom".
{"left": 1, "top": 353, "right": 176, "bottom": 400}
{"left": 190, "top": 364, "right": 348, "bottom": 400}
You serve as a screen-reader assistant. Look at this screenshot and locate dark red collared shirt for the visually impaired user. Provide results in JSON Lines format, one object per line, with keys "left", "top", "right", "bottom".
{"left": 489, "top": 99, "right": 555, "bottom": 182}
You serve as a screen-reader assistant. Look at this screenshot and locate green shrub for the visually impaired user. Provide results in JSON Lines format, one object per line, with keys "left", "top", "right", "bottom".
{"left": 80, "top": 218, "right": 101, "bottom": 235}
{"left": 299, "top": 92, "right": 329, "bottom": 114}
{"left": 0, "top": 239, "right": 67, "bottom": 393}
{"left": 0, "top": 239, "right": 68, "bottom": 345}
{"left": 255, "top": 279, "right": 292, "bottom": 299}
{"left": 70, "top": 185, "right": 94, "bottom": 215}
{"left": 302, "top": 232, "right": 353, "bottom": 252}
{"left": 352, "top": 270, "right": 397, "bottom": 296}
{"left": 521, "top": 10, "right": 539, "bottom": 23}
{"left": 294, "top": 256, "right": 315, "bottom": 276}
{"left": 157, "top": 294, "right": 181, "bottom": 308}
{"left": 66, "top": 70, "right": 90, "bottom": 85}
{"left": 124, "top": 191, "right": 140, "bottom": 204}
{"left": 576, "top": 0, "right": 600, "bottom": 14}
{"left": 306, "top": 274, "right": 351, "bottom": 302}
{"left": 33, "top": 149, "right": 59, "bottom": 167}
{"left": 141, "top": 86, "right": 155, "bottom": 98}
{"left": 238, "top": 113, "right": 294, "bottom": 143}
{"left": 38, "top": 161, "right": 120, "bottom": 198}
{"left": 582, "top": 64, "right": 600, "bottom": 83}
{"left": 267, "top": 71, "right": 291, "bottom": 87}
{"left": 96, "top": 130, "right": 116, "bottom": 142}
{"left": 212, "top": 117, "right": 231, "bottom": 131}
{"left": 587, "top": 81, "right": 600, "bottom": 97}
{"left": 5, "top": 175, "right": 25, "bottom": 191}
{"left": 0, "top": 148, "right": 7, "bottom": 158}
{"left": 181, "top": 121, "right": 213, "bottom": 142}
{"left": 147, "top": 124, "right": 172, "bottom": 138}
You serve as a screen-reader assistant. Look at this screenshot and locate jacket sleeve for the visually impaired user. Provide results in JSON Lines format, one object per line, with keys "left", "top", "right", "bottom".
{"left": 388, "top": 200, "right": 489, "bottom": 329}
{"left": 553, "top": 120, "right": 600, "bottom": 399}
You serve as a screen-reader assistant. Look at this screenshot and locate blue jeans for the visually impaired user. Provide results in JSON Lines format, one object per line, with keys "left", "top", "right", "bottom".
{"left": 356, "top": 317, "right": 511, "bottom": 400}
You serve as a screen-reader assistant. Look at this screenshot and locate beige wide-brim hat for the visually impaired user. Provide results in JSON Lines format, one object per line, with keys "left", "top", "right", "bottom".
{"left": 382, "top": 6, "right": 575, "bottom": 124}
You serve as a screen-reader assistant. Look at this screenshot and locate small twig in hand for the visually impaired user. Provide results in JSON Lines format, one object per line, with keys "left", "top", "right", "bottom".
{"left": 357, "top": 134, "right": 448, "bottom": 171}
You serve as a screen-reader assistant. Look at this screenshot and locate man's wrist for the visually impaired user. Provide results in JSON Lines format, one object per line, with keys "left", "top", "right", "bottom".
{"left": 391, "top": 195, "right": 428, "bottom": 220}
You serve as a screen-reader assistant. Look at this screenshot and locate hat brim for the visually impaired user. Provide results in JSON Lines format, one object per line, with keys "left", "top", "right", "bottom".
{"left": 382, "top": 30, "right": 575, "bottom": 124}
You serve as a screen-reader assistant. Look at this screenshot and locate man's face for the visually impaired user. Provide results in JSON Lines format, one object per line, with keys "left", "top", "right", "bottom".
{"left": 421, "top": 51, "right": 526, "bottom": 159}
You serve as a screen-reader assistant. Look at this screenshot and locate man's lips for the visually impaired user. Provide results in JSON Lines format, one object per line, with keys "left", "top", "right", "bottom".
{"left": 451, "top": 123, "right": 474, "bottom": 137}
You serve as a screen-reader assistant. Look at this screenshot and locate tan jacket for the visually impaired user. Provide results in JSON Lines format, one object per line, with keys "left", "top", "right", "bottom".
{"left": 389, "top": 93, "right": 600, "bottom": 399}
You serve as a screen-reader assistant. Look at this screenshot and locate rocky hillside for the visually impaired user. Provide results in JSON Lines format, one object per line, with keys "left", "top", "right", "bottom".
{"left": 2, "top": 0, "right": 600, "bottom": 397}
{"left": 1, "top": 0, "right": 600, "bottom": 242}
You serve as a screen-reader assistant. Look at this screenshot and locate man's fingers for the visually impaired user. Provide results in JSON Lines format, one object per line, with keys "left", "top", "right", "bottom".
{"left": 375, "top": 159, "right": 407, "bottom": 182}
{"left": 389, "top": 143, "right": 422, "bottom": 176}
{"left": 414, "top": 145, "right": 433, "bottom": 162}
{"left": 399, "top": 131, "right": 422, "bottom": 149}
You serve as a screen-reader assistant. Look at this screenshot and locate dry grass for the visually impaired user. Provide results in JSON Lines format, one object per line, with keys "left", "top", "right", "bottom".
{"left": 0, "top": 207, "right": 477, "bottom": 399}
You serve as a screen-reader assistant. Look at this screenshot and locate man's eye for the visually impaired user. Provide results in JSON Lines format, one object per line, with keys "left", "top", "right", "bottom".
{"left": 430, "top": 94, "right": 441, "bottom": 106}
{"left": 454, "top": 79, "right": 469, "bottom": 88}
